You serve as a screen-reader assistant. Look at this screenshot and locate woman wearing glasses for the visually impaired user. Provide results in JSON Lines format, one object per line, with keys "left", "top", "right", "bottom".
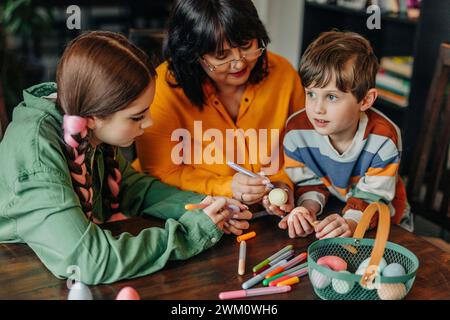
{"left": 134, "top": 0, "right": 305, "bottom": 216}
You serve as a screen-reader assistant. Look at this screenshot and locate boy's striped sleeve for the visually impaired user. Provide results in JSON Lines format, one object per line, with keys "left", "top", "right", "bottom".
{"left": 343, "top": 136, "right": 401, "bottom": 226}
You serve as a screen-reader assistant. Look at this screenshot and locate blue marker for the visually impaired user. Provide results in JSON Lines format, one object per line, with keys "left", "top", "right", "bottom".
{"left": 227, "top": 161, "right": 275, "bottom": 189}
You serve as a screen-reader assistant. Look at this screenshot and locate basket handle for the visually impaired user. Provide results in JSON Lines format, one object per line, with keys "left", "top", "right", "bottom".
{"left": 352, "top": 202, "right": 391, "bottom": 288}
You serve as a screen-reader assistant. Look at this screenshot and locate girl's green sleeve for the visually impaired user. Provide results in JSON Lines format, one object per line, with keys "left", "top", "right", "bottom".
{"left": 117, "top": 149, "right": 206, "bottom": 220}
{"left": 9, "top": 168, "right": 223, "bottom": 285}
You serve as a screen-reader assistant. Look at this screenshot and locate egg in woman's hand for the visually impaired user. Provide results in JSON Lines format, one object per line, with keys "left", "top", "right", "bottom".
{"left": 268, "top": 188, "right": 288, "bottom": 206}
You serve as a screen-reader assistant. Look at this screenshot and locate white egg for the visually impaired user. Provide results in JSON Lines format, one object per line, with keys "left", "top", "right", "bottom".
{"left": 310, "top": 268, "right": 331, "bottom": 289}
{"left": 268, "top": 188, "right": 288, "bottom": 206}
{"left": 382, "top": 263, "right": 406, "bottom": 277}
{"left": 68, "top": 282, "right": 93, "bottom": 300}
{"left": 358, "top": 257, "right": 387, "bottom": 273}
{"left": 377, "top": 283, "right": 407, "bottom": 300}
{"left": 332, "top": 271, "right": 355, "bottom": 294}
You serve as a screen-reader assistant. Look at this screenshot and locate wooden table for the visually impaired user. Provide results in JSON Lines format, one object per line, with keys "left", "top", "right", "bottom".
{"left": 0, "top": 215, "right": 449, "bottom": 300}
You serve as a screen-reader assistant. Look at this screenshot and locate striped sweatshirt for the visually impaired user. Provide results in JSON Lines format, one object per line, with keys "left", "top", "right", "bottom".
{"left": 283, "top": 108, "right": 409, "bottom": 227}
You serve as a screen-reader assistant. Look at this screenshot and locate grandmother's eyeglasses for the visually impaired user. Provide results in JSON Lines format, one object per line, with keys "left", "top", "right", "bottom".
{"left": 201, "top": 41, "right": 266, "bottom": 72}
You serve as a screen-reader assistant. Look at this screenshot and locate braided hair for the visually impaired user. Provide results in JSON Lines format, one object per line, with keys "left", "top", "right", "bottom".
{"left": 57, "top": 31, "right": 156, "bottom": 223}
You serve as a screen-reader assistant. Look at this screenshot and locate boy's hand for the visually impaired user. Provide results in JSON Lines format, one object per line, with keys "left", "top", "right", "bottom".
{"left": 314, "top": 214, "right": 357, "bottom": 239}
{"left": 262, "top": 183, "right": 294, "bottom": 218}
{"left": 278, "top": 206, "right": 317, "bottom": 238}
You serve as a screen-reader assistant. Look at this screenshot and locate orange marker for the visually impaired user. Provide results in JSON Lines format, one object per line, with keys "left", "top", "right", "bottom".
{"left": 236, "top": 231, "right": 256, "bottom": 243}
{"left": 185, "top": 203, "right": 208, "bottom": 210}
{"left": 264, "top": 252, "right": 307, "bottom": 279}
{"left": 276, "top": 276, "right": 300, "bottom": 287}
{"left": 269, "top": 267, "right": 308, "bottom": 286}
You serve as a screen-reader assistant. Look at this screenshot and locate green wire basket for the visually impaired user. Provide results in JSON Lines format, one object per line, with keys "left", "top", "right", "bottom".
{"left": 307, "top": 202, "right": 419, "bottom": 300}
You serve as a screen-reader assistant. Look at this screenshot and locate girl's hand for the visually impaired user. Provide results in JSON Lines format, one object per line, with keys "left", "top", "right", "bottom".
{"left": 223, "top": 208, "right": 253, "bottom": 236}
{"left": 201, "top": 196, "right": 252, "bottom": 235}
{"left": 278, "top": 206, "right": 317, "bottom": 238}
{"left": 231, "top": 173, "right": 271, "bottom": 205}
{"left": 262, "top": 184, "right": 294, "bottom": 218}
{"left": 314, "top": 214, "right": 357, "bottom": 239}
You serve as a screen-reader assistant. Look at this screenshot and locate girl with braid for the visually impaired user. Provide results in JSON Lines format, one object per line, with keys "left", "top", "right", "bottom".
{"left": 0, "top": 31, "right": 252, "bottom": 285}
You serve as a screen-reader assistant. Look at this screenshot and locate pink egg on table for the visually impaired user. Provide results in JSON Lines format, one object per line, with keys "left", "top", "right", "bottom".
{"left": 317, "top": 256, "right": 348, "bottom": 271}
{"left": 116, "top": 286, "right": 141, "bottom": 300}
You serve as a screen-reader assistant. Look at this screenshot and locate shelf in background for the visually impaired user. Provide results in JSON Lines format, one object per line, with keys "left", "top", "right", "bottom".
{"left": 375, "top": 97, "right": 408, "bottom": 112}
{"left": 305, "top": 1, "right": 419, "bottom": 25}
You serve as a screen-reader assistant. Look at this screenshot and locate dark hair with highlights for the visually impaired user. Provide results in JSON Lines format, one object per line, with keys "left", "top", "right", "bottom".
{"left": 299, "top": 30, "right": 379, "bottom": 102}
{"left": 164, "top": 0, "right": 270, "bottom": 109}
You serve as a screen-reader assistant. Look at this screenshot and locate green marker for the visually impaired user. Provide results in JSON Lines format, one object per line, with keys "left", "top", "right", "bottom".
{"left": 252, "top": 245, "right": 293, "bottom": 272}
{"left": 262, "top": 262, "right": 308, "bottom": 286}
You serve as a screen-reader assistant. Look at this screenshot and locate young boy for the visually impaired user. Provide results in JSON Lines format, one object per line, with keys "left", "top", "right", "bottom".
{"left": 269, "top": 31, "right": 412, "bottom": 239}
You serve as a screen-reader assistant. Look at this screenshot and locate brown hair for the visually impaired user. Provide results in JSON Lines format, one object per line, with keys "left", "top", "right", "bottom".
{"left": 299, "top": 30, "right": 379, "bottom": 102}
{"left": 56, "top": 31, "right": 156, "bottom": 222}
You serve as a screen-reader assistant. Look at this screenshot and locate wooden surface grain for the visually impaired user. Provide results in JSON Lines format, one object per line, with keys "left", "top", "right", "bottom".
{"left": 0, "top": 215, "right": 449, "bottom": 300}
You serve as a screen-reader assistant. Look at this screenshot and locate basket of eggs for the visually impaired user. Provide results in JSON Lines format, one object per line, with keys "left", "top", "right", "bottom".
{"left": 307, "top": 202, "right": 419, "bottom": 300}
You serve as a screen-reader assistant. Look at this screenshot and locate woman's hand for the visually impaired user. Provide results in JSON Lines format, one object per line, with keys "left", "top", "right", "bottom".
{"left": 278, "top": 206, "right": 317, "bottom": 238}
{"left": 201, "top": 196, "right": 252, "bottom": 235}
{"left": 314, "top": 214, "right": 357, "bottom": 239}
{"left": 262, "top": 184, "right": 294, "bottom": 218}
{"left": 231, "top": 173, "right": 271, "bottom": 205}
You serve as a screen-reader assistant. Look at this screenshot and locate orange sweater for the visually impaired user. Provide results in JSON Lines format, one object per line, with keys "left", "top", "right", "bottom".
{"left": 134, "top": 51, "right": 305, "bottom": 197}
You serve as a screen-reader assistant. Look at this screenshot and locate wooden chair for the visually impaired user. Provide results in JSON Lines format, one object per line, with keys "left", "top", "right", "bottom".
{"left": 407, "top": 43, "right": 450, "bottom": 231}
{"left": 0, "top": 79, "right": 9, "bottom": 141}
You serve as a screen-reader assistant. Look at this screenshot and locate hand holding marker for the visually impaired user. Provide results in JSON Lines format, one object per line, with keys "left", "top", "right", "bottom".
{"left": 227, "top": 161, "right": 275, "bottom": 189}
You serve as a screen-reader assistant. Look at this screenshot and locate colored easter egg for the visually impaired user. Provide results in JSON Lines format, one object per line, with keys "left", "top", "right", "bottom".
{"left": 332, "top": 271, "right": 355, "bottom": 294}
{"left": 358, "top": 257, "right": 387, "bottom": 273}
{"left": 317, "top": 256, "right": 348, "bottom": 271}
{"left": 382, "top": 263, "right": 406, "bottom": 277}
{"left": 116, "top": 286, "right": 141, "bottom": 300}
{"left": 377, "top": 283, "right": 407, "bottom": 300}
{"left": 310, "top": 266, "right": 332, "bottom": 289}
{"left": 268, "top": 188, "right": 288, "bottom": 206}
{"left": 67, "top": 282, "right": 93, "bottom": 300}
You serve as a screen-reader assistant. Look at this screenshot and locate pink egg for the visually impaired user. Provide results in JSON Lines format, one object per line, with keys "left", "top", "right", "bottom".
{"left": 317, "top": 256, "right": 348, "bottom": 271}
{"left": 116, "top": 286, "right": 141, "bottom": 300}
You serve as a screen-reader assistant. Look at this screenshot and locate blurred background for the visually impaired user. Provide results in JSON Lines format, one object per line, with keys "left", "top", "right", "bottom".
{"left": 0, "top": 0, "right": 449, "bottom": 249}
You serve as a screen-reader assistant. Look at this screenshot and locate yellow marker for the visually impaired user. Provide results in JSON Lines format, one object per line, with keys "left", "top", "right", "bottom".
{"left": 276, "top": 276, "right": 300, "bottom": 287}
{"left": 236, "top": 231, "right": 256, "bottom": 243}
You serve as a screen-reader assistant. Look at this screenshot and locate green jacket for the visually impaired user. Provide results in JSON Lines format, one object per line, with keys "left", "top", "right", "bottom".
{"left": 0, "top": 83, "right": 223, "bottom": 285}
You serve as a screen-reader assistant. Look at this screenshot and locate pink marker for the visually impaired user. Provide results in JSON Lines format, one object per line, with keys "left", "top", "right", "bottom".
{"left": 219, "top": 285, "right": 291, "bottom": 300}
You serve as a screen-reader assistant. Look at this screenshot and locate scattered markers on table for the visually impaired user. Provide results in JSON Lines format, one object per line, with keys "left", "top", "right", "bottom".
{"left": 253, "top": 244, "right": 293, "bottom": 272}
